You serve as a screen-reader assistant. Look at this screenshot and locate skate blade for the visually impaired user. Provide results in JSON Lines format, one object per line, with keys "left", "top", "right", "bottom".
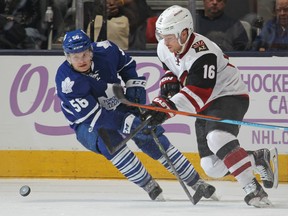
{"left": 192, "top": 184, "right": 205, "bottom": 205}
{"left": 269, "top": 147, "right": 279, "bottom": 189}
{"left": 154, "top": 192, "right": 165, "bottom": 202}
{"left": 249, "top": 197, "right": 273, "bottom": 208}
{"left": 209, "top": 192, "right": 220, "bottom": 201}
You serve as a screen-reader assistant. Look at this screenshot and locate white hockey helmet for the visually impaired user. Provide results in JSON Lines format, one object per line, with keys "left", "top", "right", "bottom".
{"left": 155, "top": 5, "right": 194, "bottom": 41}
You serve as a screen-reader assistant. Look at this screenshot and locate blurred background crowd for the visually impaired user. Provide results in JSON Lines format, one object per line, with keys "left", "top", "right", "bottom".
{"left": 0, "top": 0, "right": 287, "bottom": 52}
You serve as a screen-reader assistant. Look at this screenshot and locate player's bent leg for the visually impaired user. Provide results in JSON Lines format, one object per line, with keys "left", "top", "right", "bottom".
{"left": 76, "top": 123, "right": 164, "bottom": 201}
{"left": 155, "top": 136, "right": 218, "bottom": 201}
{"left": 207, "top": 130, "right": 271, "bottom": 207}
{"left": 138, "top": 131, "right": 200, "bottom": 186}
{"left": 109, "top": 146, "right": 164, "bottom": 201}
{"left": 224, "top": 147, "right": 271, "bottom": 207}
{"left": 94, "top": 129, "right": 164, "bottom": 201}
{"left": 136, "top": 131, "right": 218, "bottom": 202}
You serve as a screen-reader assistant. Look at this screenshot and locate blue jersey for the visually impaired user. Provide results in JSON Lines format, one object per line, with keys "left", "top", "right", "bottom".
{"left": 55, "top": 40, "right": 139, "bottom": 130}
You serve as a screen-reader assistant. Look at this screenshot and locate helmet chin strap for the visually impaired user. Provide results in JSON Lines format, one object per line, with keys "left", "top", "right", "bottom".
{"left": 176, "top": 31, "right": 192, "bottom": 54}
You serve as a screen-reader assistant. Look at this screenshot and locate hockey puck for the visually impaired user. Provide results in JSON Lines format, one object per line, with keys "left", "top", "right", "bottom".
{"left": 20, "top": 185, "right": 31, "bottom": 197}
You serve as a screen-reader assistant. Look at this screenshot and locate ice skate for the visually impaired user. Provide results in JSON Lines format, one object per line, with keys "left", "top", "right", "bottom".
{"left": 243, "top": 178, "right": 272, "bottom": 208}
{"left": 143, "top": 178, "right": 165, "bottom": 201}
{"left": 191, "top": 179, "right": 219, "bottom": 202}
{"left": 251, "top": 148, "right": 278, "bottom": 188}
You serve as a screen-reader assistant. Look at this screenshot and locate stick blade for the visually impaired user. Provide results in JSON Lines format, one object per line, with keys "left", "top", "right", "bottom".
{"left": 112, "top": 84, "right": 124, "bottom": 99}
{"left": 112, "top": 84, "right": 131, "bottom": 104}
{"left": 105, "top": 140, "right": 125, "bottom": 155}
{"left": 98, "top": 127, "right": 125, "bottom": 155}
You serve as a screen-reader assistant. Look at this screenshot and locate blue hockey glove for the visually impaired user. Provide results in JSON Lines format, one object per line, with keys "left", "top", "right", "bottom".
{"left": 125, "top": 76, "right": 147, "bottom": 104}
{"left": 141, "top": 96, "right": 177, "bottom": 126}
{"left": 121, "top": 113, "right": 153, "bottom": 142}
{"left": 160, "top": 72, "right": 180, "bottom": 98}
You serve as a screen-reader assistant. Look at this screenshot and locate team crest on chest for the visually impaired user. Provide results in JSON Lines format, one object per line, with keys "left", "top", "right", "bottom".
{"left": 61, "top": 77, "right": 74, "bottom": 94}
{"left": 192, "top": 40, "right": 208, "bottom": 53}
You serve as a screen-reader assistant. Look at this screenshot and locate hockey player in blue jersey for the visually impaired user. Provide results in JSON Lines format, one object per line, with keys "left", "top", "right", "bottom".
{"left": 55, "top": 29, "right": 217, "bottom": 203}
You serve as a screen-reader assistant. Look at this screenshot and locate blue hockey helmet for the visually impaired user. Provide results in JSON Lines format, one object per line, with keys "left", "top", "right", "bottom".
{"left": 63, "top": 29, "right": 91, "bottom": 54}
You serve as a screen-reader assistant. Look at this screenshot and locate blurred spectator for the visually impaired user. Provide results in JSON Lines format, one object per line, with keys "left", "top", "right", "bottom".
{"left": 85, "top": 0, "right": 152, "bottom": 50}
{"left": 197, "top": 0, "right": 249, "bottom": 51}
{"left": 51, "top": 0, "right": 75, "bottom": 43}
{"left": 0, "top": 0, "right": 46, "bottom": 49}
{"left": 252, "top": 0, "right": 288, "bottom": 51}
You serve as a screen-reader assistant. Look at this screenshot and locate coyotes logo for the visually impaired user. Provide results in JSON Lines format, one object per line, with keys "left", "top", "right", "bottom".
{"left": 192, "top": 40, "right": 208, "bottom": 53}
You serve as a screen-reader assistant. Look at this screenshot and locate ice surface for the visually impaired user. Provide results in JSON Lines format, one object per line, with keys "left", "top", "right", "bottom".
{"left": 0, "top": 179, "right": 287, "bottom": 216}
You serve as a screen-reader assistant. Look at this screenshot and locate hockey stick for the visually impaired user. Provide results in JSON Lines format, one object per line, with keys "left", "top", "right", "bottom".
{"left": 113, "top": 84, "right": 288, "bottom": 131}
{"left": 105, "top": 116, "right": 152, "bottom": 154}
{"left": 150, "top": 130, "right": 202, "bottom": 205}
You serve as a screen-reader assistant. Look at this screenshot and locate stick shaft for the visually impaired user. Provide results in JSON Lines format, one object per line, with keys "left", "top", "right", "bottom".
{"left": 112, "top": 83, "right": 288, "bottom": 131}
{"left": 128, "top": 102, "right": 288, "bottom": 130}
{"left": 105, "top": 117, "right": 151, "bottom": 154}
{"left": 150, "top": 130, "right": 196, "bottom": 205}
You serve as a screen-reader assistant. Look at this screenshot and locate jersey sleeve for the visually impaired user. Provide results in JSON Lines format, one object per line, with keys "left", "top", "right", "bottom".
{"left": 104, "top": 41, "right": 139, "bottom": 82}
{"left": 117, "top": 51, "right": 139, "bottom": 82}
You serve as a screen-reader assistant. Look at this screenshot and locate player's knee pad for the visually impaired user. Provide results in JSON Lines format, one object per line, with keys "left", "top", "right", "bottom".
{"left": 206, "top": 130, "right": 236, "bottom": 154}
{"left": 200, "top": 155, "right": 228, "bottom": 178}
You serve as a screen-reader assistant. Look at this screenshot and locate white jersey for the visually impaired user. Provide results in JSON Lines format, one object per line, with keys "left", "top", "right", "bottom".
{"left": 157, "top": 33, "right": 248, "bottom": 114}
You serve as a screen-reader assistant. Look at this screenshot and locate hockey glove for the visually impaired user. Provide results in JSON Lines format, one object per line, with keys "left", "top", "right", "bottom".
{"left": 141, "top": 96, "right": 177, "bottom": 126}
{"left": 125, "top": 76, "right": 147, "bottom": 104}
{"left": 121, "top": 113, "right": 153, "bottom": 142}
{"left": 160, "top": 72, "right": 180, "bottom": 98}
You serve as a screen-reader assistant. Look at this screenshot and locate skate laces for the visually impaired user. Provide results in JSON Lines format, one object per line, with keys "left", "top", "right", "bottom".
{"left": 254, "top": 149, "right": 273, "bottom": 182}
{"left": 143, "top": 179, "right": 158, "bottom": 193}
{"left": 256, "top": 165, "right": 273, "bottom": 182}
{"left": 143, "top": 179, "right": 164, "bottom": 201}
{"left": 191, "top": 179, "right": 206, "bottom": 191}
{"left": 191, "top": 179, "right": 212, "bottom": 191}
{"left": 243, "top": 179, "right": 257, "bottom": 195}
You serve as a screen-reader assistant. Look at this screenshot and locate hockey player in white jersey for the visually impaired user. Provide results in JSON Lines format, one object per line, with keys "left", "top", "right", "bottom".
{"left": 141, "top": 5, "right": 278, "bottom": 207}
{"left": 55, "top": 29, "right": 217, "bottom": 203}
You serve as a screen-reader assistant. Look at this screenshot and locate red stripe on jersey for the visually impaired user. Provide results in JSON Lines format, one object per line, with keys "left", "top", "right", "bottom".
{"left": 227, "top": 63, "right": 235, "bottom": 68}
{"left": 186, "top": 85, "right": 213, "bottom": 103}
{"left": 179, "top": 89, "right": 200, "bottom": 111}
{"left": 179, "top": 70, "right": 188, "bottom": 86}
{"left": 179, "top": 85, "right": 213, "bottom": 112}
{"left": 223, "top": 54, "right": 229, "bottom": 59}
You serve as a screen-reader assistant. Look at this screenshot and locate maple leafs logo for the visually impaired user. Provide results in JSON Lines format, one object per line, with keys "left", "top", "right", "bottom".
{"left": 61, "top": 77, "right": 74, "bottom": 94}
